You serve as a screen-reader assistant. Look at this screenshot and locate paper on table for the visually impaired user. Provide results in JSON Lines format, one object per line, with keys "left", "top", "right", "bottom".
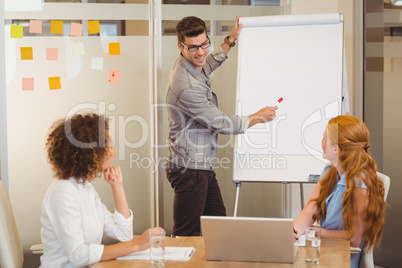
{"left": 350, "top": 247, "right": 361, "bottom": 254}
{"left": 117, "top": 247, "right": 195, "bottom": 261}
{"left": 294, "top": 234, "right": 306, "bottom": 246}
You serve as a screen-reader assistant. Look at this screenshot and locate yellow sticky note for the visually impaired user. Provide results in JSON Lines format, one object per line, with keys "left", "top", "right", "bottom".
{"left": 29, "top": 20, "right": 42, "bottom": 34}
{"left": 51, "top": 20, "right": 63, "bottom": 34}
{"left": 11, "top": 25, "right": 23, "bottom": 38}
{"left": 108, "top": 70, "right": 120, "bottom": 83}
{"left": 20, "top": 47, "right": 33, "bottom": 60}
{"left": 48, "top": 77, "right": 61, "bottom": 90}
{"left": 22, "top": 78, "right": 34, "bottom": 91}
{"left": 88, "top": 20, "right": 100, "bottom": 34}
{"left": 109, "top": 42, "right": 120, "bottom": 55}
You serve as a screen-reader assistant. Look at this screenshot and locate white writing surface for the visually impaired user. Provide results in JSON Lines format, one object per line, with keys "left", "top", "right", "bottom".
{"left": 234, "top": 14, "right": 343, "bottom": 182}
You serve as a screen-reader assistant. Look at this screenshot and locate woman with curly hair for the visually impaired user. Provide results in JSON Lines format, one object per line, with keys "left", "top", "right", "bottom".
{"left": 293, "top": 115, "right": 387, "bottom": 268}
{"left": 40, "top": 113, "right": 163, "bottom": 267}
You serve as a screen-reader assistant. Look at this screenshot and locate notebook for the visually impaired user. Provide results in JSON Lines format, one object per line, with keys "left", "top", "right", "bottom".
{"left": 200, "top": 216, "right": 298, "bottom": 263}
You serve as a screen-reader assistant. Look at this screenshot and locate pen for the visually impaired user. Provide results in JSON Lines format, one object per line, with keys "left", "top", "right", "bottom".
{"left": 274, "top": 97, "right": 283, "bottom": 107}
{"left": 293, "top": 228, "right": 299, "bottom": 244}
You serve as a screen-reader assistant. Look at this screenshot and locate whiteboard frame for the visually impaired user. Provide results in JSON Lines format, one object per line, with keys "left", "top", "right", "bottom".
{"left": 233, "top": 13, "right": 344, "bottom": 184}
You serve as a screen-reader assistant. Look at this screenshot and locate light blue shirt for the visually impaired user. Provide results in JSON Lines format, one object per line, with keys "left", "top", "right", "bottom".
{"left": 319, "top": 165, "right": 367, "bottom": 268}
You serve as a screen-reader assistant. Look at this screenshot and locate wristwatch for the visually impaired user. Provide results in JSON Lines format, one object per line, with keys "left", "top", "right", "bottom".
{"left": 224, "top": 36, "right": 236, "bottom": 47}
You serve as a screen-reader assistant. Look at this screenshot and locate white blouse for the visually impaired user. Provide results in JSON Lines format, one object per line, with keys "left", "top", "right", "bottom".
{"left": 40, "top": 178, "right": 133, "bottom": 268}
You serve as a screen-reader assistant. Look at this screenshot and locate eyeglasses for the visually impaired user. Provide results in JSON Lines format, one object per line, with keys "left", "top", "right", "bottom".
{"left": 180, "top": 36, "right": 211, "bottom": 52}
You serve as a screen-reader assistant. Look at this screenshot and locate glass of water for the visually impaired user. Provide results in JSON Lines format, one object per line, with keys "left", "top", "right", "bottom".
{"left": 150, "top": 229, "right": 166, "bottom": 266}
{"left": 305, "top": 227, "right": 321, "bottom": 263}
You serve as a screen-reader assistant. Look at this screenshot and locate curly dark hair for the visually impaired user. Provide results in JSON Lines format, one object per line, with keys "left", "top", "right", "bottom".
{"left": 176, "top": 16, "right": 207, "bottom": 43}
{"left": 46, "top": 113, "right": 110, "bottom": 182}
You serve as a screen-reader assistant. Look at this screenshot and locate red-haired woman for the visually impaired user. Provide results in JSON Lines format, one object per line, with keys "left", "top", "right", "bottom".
{"left": 294, "top": 115, "right": 387, "bottom": 267}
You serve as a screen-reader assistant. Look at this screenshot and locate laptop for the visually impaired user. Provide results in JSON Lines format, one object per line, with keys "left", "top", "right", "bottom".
{"left": 200, "top": 216, "right": 298, "bottom": 263}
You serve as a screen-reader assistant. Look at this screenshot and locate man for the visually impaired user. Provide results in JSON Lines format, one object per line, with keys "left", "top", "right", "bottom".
{"left": 166, "top": 16, "right": 278, "bottom": 236}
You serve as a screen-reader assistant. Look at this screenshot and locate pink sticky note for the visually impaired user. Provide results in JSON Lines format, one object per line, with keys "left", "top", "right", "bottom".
{"left": 46, "top": 48, "right": 58, "bottom": 61}
{"left": 29, "top": 20, "right": 42, "bottom": 34}
{"left": 70, "top": 23, "right": 83, "bottom": 36}
{"left": 22, "top": 78, "right": 34, "bottom": 91}
{"left": 108, "top": 70, "right": 120, "bottom": 83}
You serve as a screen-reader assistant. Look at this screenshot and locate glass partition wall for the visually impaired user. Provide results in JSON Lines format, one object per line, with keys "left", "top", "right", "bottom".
{"left": 1, "top": 1, "right": 288, "bottom": 264}
{"left": 159, "top": 0, "right": 288, "bottom": 232}
{"left": 3, "top": 1, "right": 153, "bottom": 262}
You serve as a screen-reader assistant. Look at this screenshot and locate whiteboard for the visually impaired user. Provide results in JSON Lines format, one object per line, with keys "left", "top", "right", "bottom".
{"left": 233, "top": 13, "right": 343, "bottom": 183}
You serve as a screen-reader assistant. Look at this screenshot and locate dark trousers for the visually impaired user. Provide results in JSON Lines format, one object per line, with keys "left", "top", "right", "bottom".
{"left": 166, "top": 166, "right": 226, "bottom": 236}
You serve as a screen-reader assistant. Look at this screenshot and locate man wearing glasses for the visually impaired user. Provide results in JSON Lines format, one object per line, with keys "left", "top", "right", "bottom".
{"left": 166, "top": 16, "right": 277, "bottom": 236}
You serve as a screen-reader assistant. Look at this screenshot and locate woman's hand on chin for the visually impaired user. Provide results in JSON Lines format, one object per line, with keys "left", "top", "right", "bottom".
{"left": 103, "top": 166, "right": 123, "bottom": 185}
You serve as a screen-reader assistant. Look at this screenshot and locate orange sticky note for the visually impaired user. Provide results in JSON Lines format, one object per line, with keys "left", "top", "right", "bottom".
{"left": 46, "top": 48, "right": 58, "bottom": 61}
{"left": 20, "top": 47, "right": 33, "bottom": 60}
{"left": 29, "top": 20, "right": 42, "bottom": 34}
{"left": 48, "top": 76, "right": 61, "bottom": 90}
{"left": 108, "top": 70, "right": 120, "bottom": 83}
{"left": 70, "top": 22, "right": 83, "bottom": 36}
{"left": 109, "top": 42, "right": 120, "bottom": 55}
{"left": 11, "top": 25, "right": 23, "bottom": 38}
{"left": 51, "top": 20, "right": 63, "bottom": 34}
{"left": 88, "top": 20, "right": 100, "bottom": 34}
{"left": 22, "top": 78, "right": 34, "bottom": 91}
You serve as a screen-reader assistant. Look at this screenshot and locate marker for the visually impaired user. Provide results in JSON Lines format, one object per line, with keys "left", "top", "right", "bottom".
{"left": 274, "top": 97, "right": 283, "bottom": 107}
{"left": 293, "top": 228, "right": 299, "bottom": 244}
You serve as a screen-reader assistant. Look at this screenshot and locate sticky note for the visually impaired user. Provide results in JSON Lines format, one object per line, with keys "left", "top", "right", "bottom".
{"left": 22, "top": 78, "right": 34, "bottom": 91}
{"left": 48, "top": 76, "right": 61, "bottom": 90}
{"left": 51, "top": 20, "right": 63, "bottom": 34}
{"left": 70, "top": 22, "right": 83, "bottom": 36}
{"left": 29, "top": 20, "right": 42, "bottom": 34}
{"left": 108, "top": 70, "right": 120, "bottom": 83}
{"left": 72, "top": 42, "right": 85, "bottom": 56}
{"left": 11, "top": 25, "right": 23, "bottom": 38}
{"left": 46, "top": 48, "right": 58, "bottom": 61}
{"left": 109, "top": 42, "right": 120, "bottom": 55}
{"left": 20, "top": 47, "right": 33, "bottom": 60}
{"left": 88, "top": 20, "right": 100, "bottom": 34}
{"left": 91, "top": 56, "right": 104, "bottom": 70}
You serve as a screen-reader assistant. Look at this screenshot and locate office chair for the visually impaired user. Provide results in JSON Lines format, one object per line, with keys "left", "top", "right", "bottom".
{"left": 0, "top": 180, "right": 24, "bottom": 268}
{"left": 358, "top": 171, "right": 391, "bottom": 268}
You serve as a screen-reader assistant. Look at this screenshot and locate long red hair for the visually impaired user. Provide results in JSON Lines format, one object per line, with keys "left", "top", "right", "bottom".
{"left": 313, "top": 115, "right": 386, "bottom": 251}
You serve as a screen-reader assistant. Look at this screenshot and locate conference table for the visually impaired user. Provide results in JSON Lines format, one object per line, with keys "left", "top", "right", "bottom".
{"left": 91, "top": 236, "right": 350, "bottom": 267}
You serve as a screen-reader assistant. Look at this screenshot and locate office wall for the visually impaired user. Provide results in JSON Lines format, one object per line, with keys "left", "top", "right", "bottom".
{"left": 365, "top": 1, "right": 402, "bottom": 266}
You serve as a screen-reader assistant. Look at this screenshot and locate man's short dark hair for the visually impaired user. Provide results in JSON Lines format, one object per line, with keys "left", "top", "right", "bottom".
{"left": 176, "top": 16, "right": 207, "bottom": 42}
